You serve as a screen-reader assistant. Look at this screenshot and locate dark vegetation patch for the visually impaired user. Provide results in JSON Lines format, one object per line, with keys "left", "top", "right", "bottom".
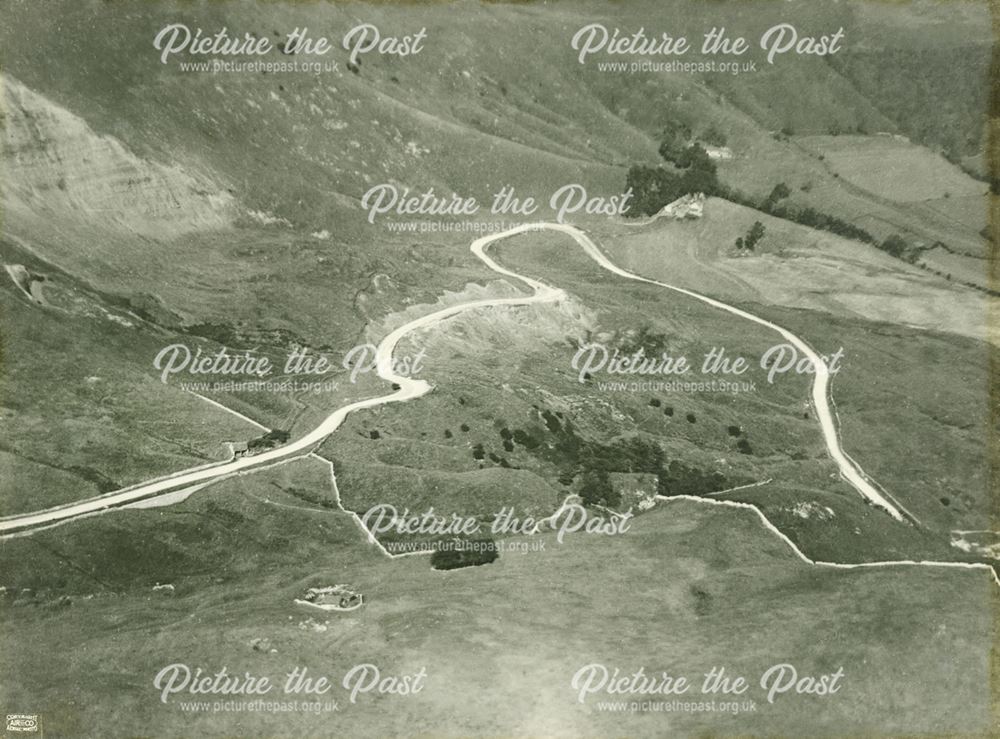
{"left": 430, "top": 536, "right": 499, "bottom": 570}
{"left": 278, "top": 483, "right": 337, "bottom": 510}
{"left": 184, "top": 322, "right": 314, "bottom": 351}
{"left": 690, "top": 584, "right": 713, "bottom": 617}
{"left": 735, "top": 221, "right": 765, "bottom": 252}
{"left": 482, "top": 406, "right": 736, "bottom": 504}
{"left": 618, "top": 325, "right": 673, "bottom": 356}
{"left": 248, "top": 429, "right": 290, "bottom": 453}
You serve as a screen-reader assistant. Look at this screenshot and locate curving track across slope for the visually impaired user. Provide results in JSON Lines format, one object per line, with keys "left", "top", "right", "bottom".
{"left": 1, "top": 221, "right": 906, "bottom": 534}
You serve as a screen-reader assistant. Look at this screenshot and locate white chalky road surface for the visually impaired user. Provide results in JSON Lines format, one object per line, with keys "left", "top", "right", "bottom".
{"left": 0, "top": 221, "right": 910, "bottom": 534}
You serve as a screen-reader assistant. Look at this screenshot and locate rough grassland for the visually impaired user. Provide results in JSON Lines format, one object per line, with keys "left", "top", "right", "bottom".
{"left": 0, "top": 466, "right": 993, "bottom": 737}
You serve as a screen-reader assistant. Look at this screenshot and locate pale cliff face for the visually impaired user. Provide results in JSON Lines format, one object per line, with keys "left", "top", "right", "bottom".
{"left": 2, "top": 74, "right": 235, "bottom": 241}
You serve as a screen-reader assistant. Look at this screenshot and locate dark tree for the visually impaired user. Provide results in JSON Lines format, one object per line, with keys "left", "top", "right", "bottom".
{"left": 579, "top": 470, "right": 619, "bottom": 507}
{"left": 764, "top": 182, "right": 791, "bottom": 207}
{"left": 879, "top": 234, "right": 909, "bottom": 258}
{"left": 700, "top": 125, "right": 727, "bottom": 147}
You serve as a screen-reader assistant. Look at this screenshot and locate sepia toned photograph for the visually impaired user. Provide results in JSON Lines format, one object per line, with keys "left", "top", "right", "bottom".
{"left": 0, "top": 0, "right": 996, "bottom": 736}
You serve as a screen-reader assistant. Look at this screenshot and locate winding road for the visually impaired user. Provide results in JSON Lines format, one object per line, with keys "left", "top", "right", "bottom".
{"left": 0, "top": 221, "right": 904, "bottom": 536}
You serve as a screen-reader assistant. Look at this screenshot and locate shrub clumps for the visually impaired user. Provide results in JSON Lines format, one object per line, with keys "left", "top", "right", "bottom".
{"left": 430, "top": 537, "right": 500, "bottom": 570}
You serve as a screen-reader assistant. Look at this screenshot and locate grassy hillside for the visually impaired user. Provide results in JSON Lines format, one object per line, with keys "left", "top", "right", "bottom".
{"left": 0, "top": 2, "right": 994, "bottom": 735}
{"left": 607, "top": 198, "right": 990, "bottom": 341}
{"left": 0, "top": 465, "right": 993, "bottom": 736}
{"left": 310, "top": 224, "right": 985, "bottom": 566}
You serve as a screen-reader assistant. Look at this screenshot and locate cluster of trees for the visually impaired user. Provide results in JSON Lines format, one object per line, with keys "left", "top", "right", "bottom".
{"left": 762, "top": 182, "right": 791, "bottom": 209}
{"left": 625, "top": 117, "right": 888, "bottom": 250}
{"left": 570, "top": 432, "right": 733, "bottom": 504}
{"left": 877, "top": 234, "right": 909, "bottom": 259}
{"left": 470, "top": 442, "right": 512, "bottom": 468}
{"left": 585, "top": 437, "right": 665, "bottom": 476}
{"left": 658, "top": 120, "right": 728, "bottom": 162}
{"left": 430, "top": 537, "right": 499, "bottom": 570}
{"left": 657, "top": 460, "right": 728, "bottom": 497}
{"left": 625, "top": 165, "right": 685, "bottom": 218}
{"left": 541, "top": 409, "right": 563, "bottom": 433}
{"left": 700, "top": 125, "right": 728, "bottom": 148}
{"left": 625, "top": 147, "right": 721, "bottom": 218}
{"left": 625, "top": 123, "right": 725, "bottom": 217}
{"left": 247, "top": 429, "right": 290, "bottom": 453}
{"left": 735, "top": 221, "right": 766, "bottom": 251}
{"left": 479, "top": 404, "right": 749, "bottom": 506}
{"left": 511, "top": 427, "right": 540, "bottom": 449}
{"left": 457, "top": 411, "right": 573, "bottom": 470}
{"left": 184, "top": 322, "right": 306, "bottom": 350}
{"left": 579, "top": 469, "right": 615, "bottom": 507}
{"left": 625, "top": 110, "right": 981, "bottom": 284}
{"left": 576, "top": 437, "right": 665, "bottom": 507}
{"left": 658, "top": 119, "right": 693, "bottom": 163}
{"left": 628, "top": 150, "right": 879, "bottom": 249}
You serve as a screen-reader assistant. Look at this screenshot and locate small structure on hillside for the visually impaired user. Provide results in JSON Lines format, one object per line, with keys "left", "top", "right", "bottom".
{"left": 703, "top": 145, "right": 734, "bottom": 161}
{"left": 659, "top": 193, "right": 705, "bottom": 220}
{"left": 295, "top": 584, "right": 364, "bottom": 612}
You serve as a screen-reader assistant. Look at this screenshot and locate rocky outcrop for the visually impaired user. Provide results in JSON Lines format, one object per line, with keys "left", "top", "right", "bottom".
{"left": 2, "top": 74, "right": 234, "bottom": 240}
